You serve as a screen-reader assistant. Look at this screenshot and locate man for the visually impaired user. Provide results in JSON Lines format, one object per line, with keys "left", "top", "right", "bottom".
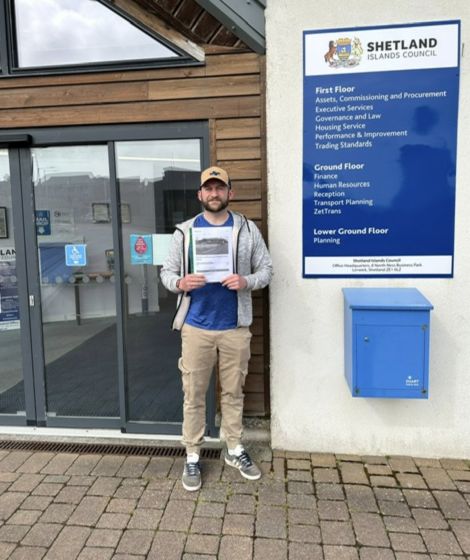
{"left": 161, "top": 166, "right": 273, "bottom": 491}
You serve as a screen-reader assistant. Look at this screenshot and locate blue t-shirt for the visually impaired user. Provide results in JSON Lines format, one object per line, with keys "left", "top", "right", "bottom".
{"left": 185, "top": 213, "right": 238, "bottom": 331}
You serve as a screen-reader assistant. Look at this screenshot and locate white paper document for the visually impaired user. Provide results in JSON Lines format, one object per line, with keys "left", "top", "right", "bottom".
{"left": 191, "top": 227, "right": 233, "bottom": 282}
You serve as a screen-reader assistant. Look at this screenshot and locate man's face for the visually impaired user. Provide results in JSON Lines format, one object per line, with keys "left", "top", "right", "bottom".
{"left": 198, "top": 179, "right": 233, "bottom": 213}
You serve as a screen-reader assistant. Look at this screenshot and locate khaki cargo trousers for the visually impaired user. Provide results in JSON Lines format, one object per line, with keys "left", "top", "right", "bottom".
{"left": 179, "top": 323, "right": 252, "bottom": 454}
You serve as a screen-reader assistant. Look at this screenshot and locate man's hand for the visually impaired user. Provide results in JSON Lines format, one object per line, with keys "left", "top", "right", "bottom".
{"left": 178, "top": 274, "right": 207, "bottom": 291}
{"left": 221, "top": 274, "right": 248, "bottom": 291}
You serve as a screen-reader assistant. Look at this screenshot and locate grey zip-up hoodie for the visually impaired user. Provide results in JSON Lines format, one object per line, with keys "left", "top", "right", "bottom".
{"left": 161, "top": 211, "right": 273, "bottom": 330}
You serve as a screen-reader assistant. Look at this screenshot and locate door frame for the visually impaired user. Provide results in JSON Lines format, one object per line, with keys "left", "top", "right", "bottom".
{"left": 1, "top": 122, "right": 218, "bottom": 437}
{"left": 2, "top": 136, "right": 37, "bottom": 426}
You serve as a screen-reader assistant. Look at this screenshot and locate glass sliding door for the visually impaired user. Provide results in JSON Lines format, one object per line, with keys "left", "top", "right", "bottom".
{"left": 33, "top": 146, "right": 119, "bottom": 418}
{"left": 0, "top": 148, "right": 26, "bottom": 415}
{"left": 115, "top": 139, "right": 202, "bottom": 424}
{"left": 0, "top": 122, "right": 210, "bottom": 433}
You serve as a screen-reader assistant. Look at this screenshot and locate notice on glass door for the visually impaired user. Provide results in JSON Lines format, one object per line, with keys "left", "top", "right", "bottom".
{"left": 303, "top": 21, "right": 460, "bottom": 277}
{"left": 0, "top": 247, "right": 20, "bottom": 330}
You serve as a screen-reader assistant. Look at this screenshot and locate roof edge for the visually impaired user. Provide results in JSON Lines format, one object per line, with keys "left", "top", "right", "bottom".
{"left": 113, "top": 0, "right": 206, "bottom": 62}
{"left": 194, "top": 0, "right": 265, "bottom": 54}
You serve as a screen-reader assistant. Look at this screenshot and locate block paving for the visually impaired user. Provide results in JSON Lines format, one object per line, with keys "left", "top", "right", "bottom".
{"left": 0, "top": 446, "right": 469, "bottom": 558}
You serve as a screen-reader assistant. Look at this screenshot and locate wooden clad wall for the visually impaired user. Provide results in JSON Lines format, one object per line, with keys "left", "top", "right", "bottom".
{"left": 0, "top": 48, "right": 270, "bottom": 416}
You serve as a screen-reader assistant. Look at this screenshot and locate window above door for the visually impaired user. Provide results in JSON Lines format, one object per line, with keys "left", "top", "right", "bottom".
{"left": 0, "top": 0, "right": 204, "bottom": 77}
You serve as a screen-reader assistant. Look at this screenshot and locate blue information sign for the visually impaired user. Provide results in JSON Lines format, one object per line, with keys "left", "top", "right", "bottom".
{"left": 36, "top": 210, "right": 51, "bottom": 236}
{"left": 303, "top": 21, "right": 460, "bottom": 277}
{"left": 65, "top": 244, "right": 87, "bottom": 267}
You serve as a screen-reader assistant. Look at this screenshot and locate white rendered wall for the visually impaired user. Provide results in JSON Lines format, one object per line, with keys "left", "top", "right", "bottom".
{"left": 266, "top": 0, "right": 470, "bottom": 458}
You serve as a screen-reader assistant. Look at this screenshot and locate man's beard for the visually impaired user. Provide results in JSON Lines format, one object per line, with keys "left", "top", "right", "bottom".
{"left": 201, "top": 197, "right": 229, "bottom": 213}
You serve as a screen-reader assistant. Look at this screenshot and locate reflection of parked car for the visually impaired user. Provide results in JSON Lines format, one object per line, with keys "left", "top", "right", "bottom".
{"left": 199, "top": 238, "right": 228, "bottom": 244}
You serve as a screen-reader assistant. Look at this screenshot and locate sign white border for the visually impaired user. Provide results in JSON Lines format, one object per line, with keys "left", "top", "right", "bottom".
{"left": 305, "top": 255, "right": 452, "bottom": 276}
{"left": 305, "top": 23, "right": 459, "bottom": 76}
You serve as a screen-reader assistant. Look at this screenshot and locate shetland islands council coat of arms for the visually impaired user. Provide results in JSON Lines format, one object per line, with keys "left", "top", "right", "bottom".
{"left": 324, "top": 37, "right": 363, "bottom": 68}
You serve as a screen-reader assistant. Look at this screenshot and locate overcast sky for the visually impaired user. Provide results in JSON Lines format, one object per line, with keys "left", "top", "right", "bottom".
{"left": 15, "top": 0, "right": 178, "bottom": 67}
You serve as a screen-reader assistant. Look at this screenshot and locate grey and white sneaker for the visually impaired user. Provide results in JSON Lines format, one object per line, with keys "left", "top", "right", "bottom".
{"left": 224, "top": 449, "right": 261, "bottom": 480}
{"left": 182, "top": 460, "right": 202, "bottom": 491}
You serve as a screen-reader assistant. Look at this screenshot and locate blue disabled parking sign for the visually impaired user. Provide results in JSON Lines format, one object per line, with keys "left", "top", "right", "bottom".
{"left": 65, "top": 244, "right": 87, "bottom": 267}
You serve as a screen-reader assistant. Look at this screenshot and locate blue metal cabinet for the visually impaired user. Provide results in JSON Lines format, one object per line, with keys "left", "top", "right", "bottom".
{"left": 343, "top": 288, "right": 433, "bottom": 398}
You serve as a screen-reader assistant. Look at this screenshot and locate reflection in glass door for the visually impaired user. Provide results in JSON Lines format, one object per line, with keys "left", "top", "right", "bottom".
{"left": 0, "top": 149, "right": 26, "bottom": 415}
{"left": 33, "top": 146, "right": 119, "bottom": 418}
{"left": 1, "top": 122, "right": 209, "bottom": 431}
{"left": 116, "top": 139, "right": 202, "bottom": 424}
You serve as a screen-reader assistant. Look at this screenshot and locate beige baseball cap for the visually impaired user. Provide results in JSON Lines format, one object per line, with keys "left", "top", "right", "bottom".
{"left": 200, "top": 166, "right": 230, "bottom": 187}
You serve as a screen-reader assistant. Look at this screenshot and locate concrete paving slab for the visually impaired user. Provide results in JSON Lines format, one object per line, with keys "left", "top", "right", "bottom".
{"left": 0, "top": 443, "right": 468, "bottom": 558}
